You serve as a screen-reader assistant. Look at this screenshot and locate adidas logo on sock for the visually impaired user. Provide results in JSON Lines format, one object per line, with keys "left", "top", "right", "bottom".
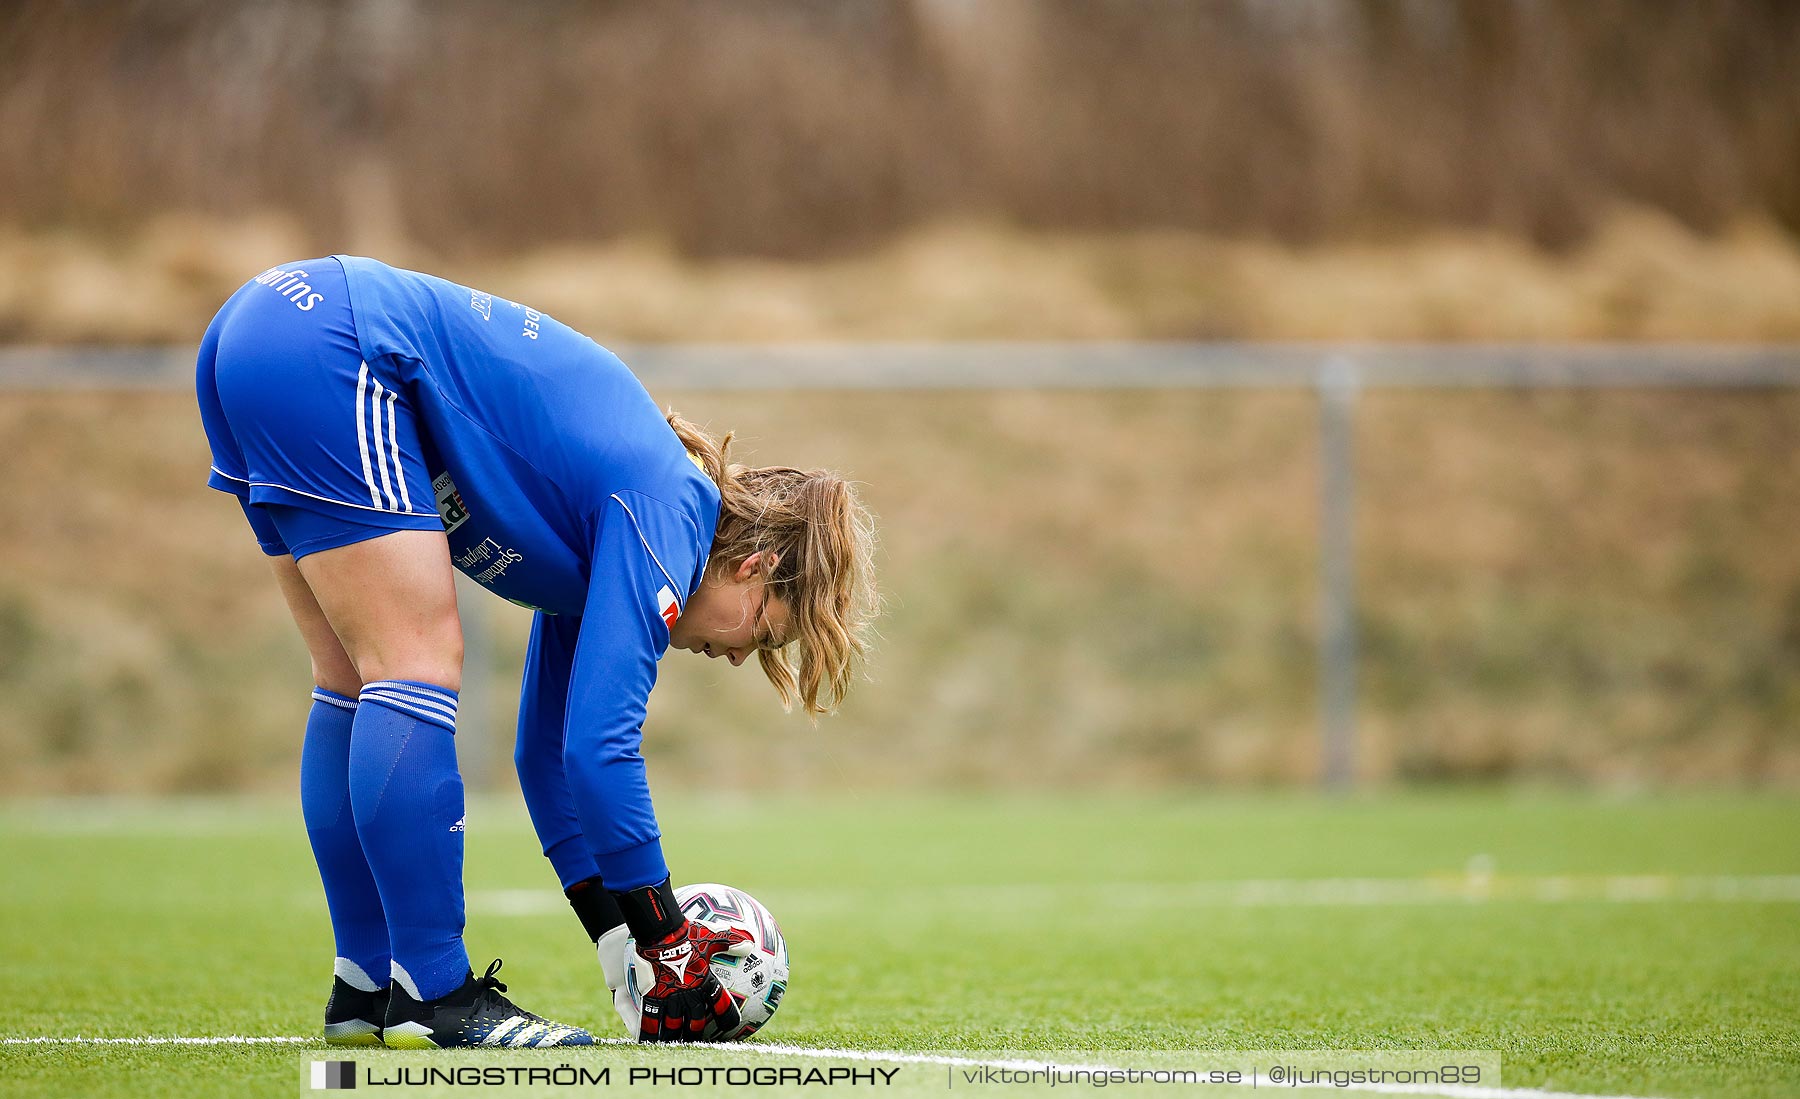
{"left": 450, "top": 817, "right": 465, "bottom": 832}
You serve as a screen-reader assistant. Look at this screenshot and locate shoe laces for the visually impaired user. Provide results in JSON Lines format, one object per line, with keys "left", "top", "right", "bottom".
{"left": 473, "top": 958, "right": 521, "bottom": 1014}
{"left": 474, "top": 958, "right": 561, "bottom": 1028}
{"left": 476, "top": 958, "right": 509, "bottom": 995}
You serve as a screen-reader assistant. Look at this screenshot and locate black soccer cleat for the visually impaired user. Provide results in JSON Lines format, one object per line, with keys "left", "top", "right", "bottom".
{"left": 381, "top": 959, "right": 595, "bottom": 1049}
{"left": 323, "top": 975, "right": 389, "bottom": 1047}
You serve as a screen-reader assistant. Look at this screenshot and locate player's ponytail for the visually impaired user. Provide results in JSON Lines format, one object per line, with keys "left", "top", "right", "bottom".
{"left": 665, "top": 410, "right": 729, "bottom": 488}
{"left": 666, "top": 409, "right": 879, "bottom": 716}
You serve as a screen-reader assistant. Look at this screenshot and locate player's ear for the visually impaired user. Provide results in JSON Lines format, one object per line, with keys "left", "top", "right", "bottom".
{"left": 733, "top": 550, "right": 780, "bottom": 582}
{"left": 731, "top": 552, "right": 762, "bottom": 582}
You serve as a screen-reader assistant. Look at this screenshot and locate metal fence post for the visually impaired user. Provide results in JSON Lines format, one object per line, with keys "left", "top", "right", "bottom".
{"left": 1318, "top": 355, "right": 1360, "bottom": 788}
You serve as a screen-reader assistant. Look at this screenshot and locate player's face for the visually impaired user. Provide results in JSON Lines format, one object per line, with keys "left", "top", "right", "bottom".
{"left": 670, "top": 551, "right": 794, "bottom": 667}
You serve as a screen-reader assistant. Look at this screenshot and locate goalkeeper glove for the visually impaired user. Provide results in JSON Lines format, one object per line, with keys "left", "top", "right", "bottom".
{"left": 612, "top": 878, "right": 752, "bottom": 1043}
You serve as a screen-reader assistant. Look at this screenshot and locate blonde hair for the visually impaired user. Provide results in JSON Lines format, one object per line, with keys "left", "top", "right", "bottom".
{"left": 666, "top": 409, "right": 879, "bottom": 716}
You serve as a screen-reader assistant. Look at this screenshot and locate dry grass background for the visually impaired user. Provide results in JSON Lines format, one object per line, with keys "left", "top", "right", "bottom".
{"left": 5, "top": 205, "right": 1800, "bottom": 344}
{"left": 2, "top": 387, "right": 1795, "bottom": 794}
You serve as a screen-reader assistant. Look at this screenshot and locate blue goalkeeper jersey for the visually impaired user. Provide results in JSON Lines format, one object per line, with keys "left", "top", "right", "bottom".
{"left": 339, "top": 255, "right": 720, "bottom": 890}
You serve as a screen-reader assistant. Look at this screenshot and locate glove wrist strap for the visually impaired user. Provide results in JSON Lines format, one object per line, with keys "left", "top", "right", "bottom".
{"left": 565, "top": 874, "right": 627, "bottom": 944}
{"left": 611, "top": 877, "right": 684, "bottom": 944}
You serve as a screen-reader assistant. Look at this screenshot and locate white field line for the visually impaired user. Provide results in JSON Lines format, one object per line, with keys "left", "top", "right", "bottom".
{"left": 466, "top": 873, "right": 1800, "bottom": 916}
{"left": 0, "top": 1034, "right": 1672, "bottom": 1099}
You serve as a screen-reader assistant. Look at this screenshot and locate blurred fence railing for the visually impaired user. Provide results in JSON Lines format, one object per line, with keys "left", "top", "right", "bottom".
{"left": 7, "top": 342, "right": 1799, "bottom": 788}
{"left": 11, "top": 343, "right": 1800, "bottom": 391}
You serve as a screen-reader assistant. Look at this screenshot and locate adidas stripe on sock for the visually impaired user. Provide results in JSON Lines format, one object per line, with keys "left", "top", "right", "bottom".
{"left": 358, "top": 680, "right": 458, "bottom": 733}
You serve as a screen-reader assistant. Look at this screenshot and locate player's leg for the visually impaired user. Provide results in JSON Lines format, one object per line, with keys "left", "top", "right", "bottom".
{"left": 295, "top": 527, "right": 592, "bottom": 1048}
{"left": 267, "top": 552, "right": 392, "bottom": 1045}
{"left": 268, "top": 554, "right": 362, "bottom": 697}
{"left": 292, "top": 528, "right": 469, "bottom": 1008}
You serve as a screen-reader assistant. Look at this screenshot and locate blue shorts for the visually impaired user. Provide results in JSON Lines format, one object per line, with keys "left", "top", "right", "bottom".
{"left": 196, "top": 257, "right": 443, "bottom": 560}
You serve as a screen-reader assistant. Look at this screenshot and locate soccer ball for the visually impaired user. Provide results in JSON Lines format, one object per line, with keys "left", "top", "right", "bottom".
{"left": 622, "top": 883, "right": 789, "bottom": 1040}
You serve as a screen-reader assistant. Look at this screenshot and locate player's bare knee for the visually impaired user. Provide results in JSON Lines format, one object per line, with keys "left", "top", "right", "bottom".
{"left": 312, "top": 661, "right": 364, "bottom": 698}
{"left": 308, "top": 638, "right": 364, "bottom": 697}
{"left": 350, "top": 616, "right": 464, "bottom": 692}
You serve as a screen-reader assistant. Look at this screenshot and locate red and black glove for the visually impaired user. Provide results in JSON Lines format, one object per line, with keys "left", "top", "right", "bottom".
{"left": 613, "top": 878, "right": 752, "bottom": 1043}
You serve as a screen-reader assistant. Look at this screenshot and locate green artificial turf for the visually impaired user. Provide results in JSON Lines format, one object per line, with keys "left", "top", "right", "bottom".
{"left": 2, "top": 791, "right": 1797, "bottom": 1098}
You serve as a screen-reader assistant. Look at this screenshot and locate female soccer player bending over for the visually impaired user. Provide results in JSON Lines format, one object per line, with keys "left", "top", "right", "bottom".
{"left": 195, "top": 257, "right": 877, "bottom": 1047}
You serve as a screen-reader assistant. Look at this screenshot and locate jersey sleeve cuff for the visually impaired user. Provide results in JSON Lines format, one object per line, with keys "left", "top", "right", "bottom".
{"left": 593, "top": 836, "right": 668, "bottom": 892}
{"left": 543, "top": 834, "right": 603, "bottom": 891}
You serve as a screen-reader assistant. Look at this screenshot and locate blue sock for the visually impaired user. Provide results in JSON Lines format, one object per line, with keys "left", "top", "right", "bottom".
{"left": 299, "top": 689, "right": 390, "bottom": 991}
{"left": 349, "top": 680, "right": 470, "bottom": 1002}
